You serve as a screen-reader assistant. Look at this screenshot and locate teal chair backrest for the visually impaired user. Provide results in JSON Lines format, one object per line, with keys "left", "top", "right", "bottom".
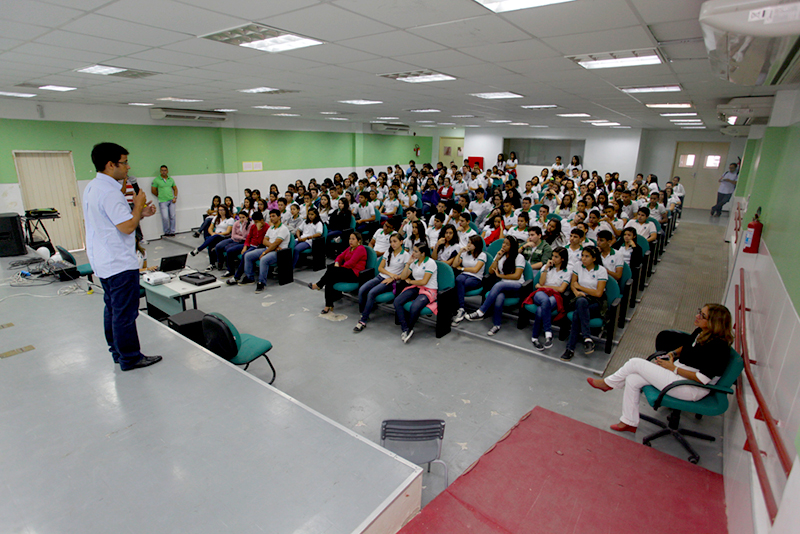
{"left": 210, "top": 312, "right": 242, "bottom": 351}
{"left": 288, "top": 233, "right": 296, "bottom": 252}
{"left": 483, "top": 251, "right": 494, "bottom": 270}
{"left": 522, "top": 262, "right": 534, "bottom": 282}
{"left": 716, "top": 348, "right": 745, "bottom": 390}
{"left": 532, "top": 270, "right": 541, "bottom": 285}
{"left": 363, "top": 246, "right": 378, "bottom": 275}
{"left": 321, "top": 223, "right": 328, "bottom": 239}
{"left": 349, "top": 215, "right": 356, "bottom": 230}
{"left": 469, "top": 221, "right": 480, "bottom": 233}
{"left": 415, "top": 196, "right": 423, "bottom": 210}
{"left": 620, "top": 262, "right": 632, "bottom": 288}
{"left": 604, "top": 276, "right": 620, "bottom": 306}
{"left": 533, "top": 204, "right": 544, "bottom": 212}
{"left": 374, "top": 206, "right": 382, "bottom": 222}
{"left": 647, "top": 217, "right": 663, "bottom": 234}
{"left": 487, "top": 239, "right": 503, "bottom": 257}
{"left": 56, "top": 246, "right": 76, "bottom": 265}
{"left": 635, "top": 234, "right": 650, "bottom": 253}
{"left": 435, "top": 261, "right": 455, "bottom": 291}
{"left": 547, "top": 213, "right": 561, "bottom": 221}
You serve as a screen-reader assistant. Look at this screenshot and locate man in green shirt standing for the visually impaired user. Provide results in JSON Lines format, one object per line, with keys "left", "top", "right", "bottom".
{"left": 151, "top": 165, "right": 178, "bottom": 236}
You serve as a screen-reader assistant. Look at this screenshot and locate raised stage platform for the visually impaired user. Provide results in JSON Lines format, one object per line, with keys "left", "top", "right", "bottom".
{"left": 0, "top": 253, "right": 422, "bottom": 534}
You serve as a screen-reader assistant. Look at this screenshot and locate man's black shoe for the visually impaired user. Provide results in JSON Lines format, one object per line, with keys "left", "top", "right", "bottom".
{"left": 121, "top": 355, "right": 163, "bottom": 371}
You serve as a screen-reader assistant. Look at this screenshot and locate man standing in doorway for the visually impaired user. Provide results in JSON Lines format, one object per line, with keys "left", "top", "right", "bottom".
{"left": 84, "top": 142, "right": 161, "bottom": 370}
{"left": 711, "top": 162, "right": 738, "bottom": 217}
{"left": 152, "top": 165, "right": 178, "bottom": 236}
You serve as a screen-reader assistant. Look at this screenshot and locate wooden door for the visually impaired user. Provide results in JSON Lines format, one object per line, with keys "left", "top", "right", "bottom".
{"left": 438, "top": 137, "right": 464, "bottom": 168}
{"left": 671, "top": 142, "right": 730, "bottom": 209}
{"left": 13, "top": 151, "right": 85, "bottom": 250}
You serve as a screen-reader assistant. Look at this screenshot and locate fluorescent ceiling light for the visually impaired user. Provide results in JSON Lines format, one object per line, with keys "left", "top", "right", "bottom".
{"left": 77, "top": 65, "right": 126, "bottom": 75}
{"left": 681, "top": 126, "right": 706, "bottom": 129}
{"left": 611, "top": 126, "right": 632, "bottom": 128}
{"left": 273, "top": 113, "right": 299, "bottom": 117}
{"left": 326, "top": 117, "right": 349, "bottom": 121}
{"left": 727, "top": 116, "right": 737, "bottom": 125}
{"left": 203, "top": 23, "right": 322, "bottom": 53}
{"left": 438, "top": 122, "right": 456, "bottom": 125}
{"left": 418, "top": 124, "right": 436, "bottom": 127}
{"left": 529, "top": 125, "right": 549, "bottom": 128}
{"left": 416, "top": 120, "right": 435, "bottom": 123}
{"left": 215, "top": 109, "right": 237, "bottom": 112}
{"left": 452, "top": 114, "right": 475, "bottom": 118}
{"left": 380, "top": 71, "right": 455, "bottom": 83}
{"left": 253, "top": 105, "right": 291, "bottom": 110}
{"left": 521, "top": 104, "right": 559, "bottom": 109}
{"left": 463, "top": 125, "right": 480, "bottom": 127}
{"left": 239, "top": 87, "right": 279, "bottom": 93}
{"left": 581, "top": 119, "right": 610, "bottom": 123}
{"left": 370, "top": 120, "right": 388, "bottom": 123}
{"left": 671, "top": 120, "right": 702, "bottom": 124}
{"left": 471, "top": 92, "right": 524, "bottom": 99}
{"left": 487, "top": 119, "right": 512, "bottom": 123}
{"left": 472, "top": 0, "right": 576, "bottom": 14}
{"left": 409, "top": 109, "right": 441, "bottom": 113}
{"left": 620, "top": 85, "right": 681, "bottom": 94}
{"left": 376, "top": 116, "right": 399, "bottom": 120}
{"left": 660, "top": 112, "right": 697, "bottom": 117}
{"left": 158, "top": 97, "right": 203, "bottom": 102}
{"left": 591, "top": 122, "right": 621, "bottom": 126}
{"left": 509, "top": 122, "right": 529, "bottom": 126}
{"left": 557, "top": 113, "right": 590, "bottom": 117}
{"left": 128, "top": 102, "right": 154, "bottom": 106}
{"left": 339, "top": 100, "right": 382, "bottom": 105}
{"left": 646, "top": 103, "right": 693, "bottom": 109}
{"left": 39, "top": 85, "right": 76, "bottom": 92}
{"left": 577, "top": 55, "right": 660, "bottom": 70}
{"left": 320, "top": 111, "right": 338, "bottom": 115}
{"left": 0, "top": 91, "right": 36, "bottom": 98}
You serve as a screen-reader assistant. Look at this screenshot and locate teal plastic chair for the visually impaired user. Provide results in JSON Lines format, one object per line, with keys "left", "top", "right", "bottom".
{"left": 299, "top": 223, "right": 328, "bottom": 271}
{"left": 547, "top": 213, "right": 562, "bottom": 222}
{"left": 202, "top": 312, "right": 276, "bottom": 384}
{"left": 299, "top": 223, "right": 327, "bottom": 255}
{"left": 640, "top": 332, "right": 743, "bottom": 464}
{"left": 401, "top": 261, "right": 457, "bottom": 338}
{"left": 464, "top": 252, "right": 493, "bottom": 299}
{"left": 332, "top": 246, "right": 378, "bottom": 295}
{"left": 563, "top": 276, "right": 621, "bottom": 353}
{"left": 487, "top": 239, "right": 504, "bottom": 257}
{"left": 616, "top": 262, "right": 634, "bottom": 328}
{"left": 415, "top": 195, "right": 423, "bottom": 211}
{"left": 517, "top": 270, "right": 556, "bottom": 327}
{"left": 468, "top": 221, "right": 480, "bottom": 234}
{"left": 484, "top": 262, "right": 534, "bottom": 311}
{"left": 532, "top": 204, "right": 544, "bottom": 213}
{"left": 55, "top": 246, "right": 94, "bottom": 280}
{"left": 635, "top": 234, "right": 651, "bottom": 291}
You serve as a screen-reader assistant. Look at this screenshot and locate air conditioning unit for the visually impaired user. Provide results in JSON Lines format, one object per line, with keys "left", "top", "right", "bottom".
{"left": 700, "top": 0, "right": 800, "bottom": 86}
{"left": 149, "top": 108, "right": 228, "bottom": 122}
{"left": 717, "top": 96, "right": 774, "bottom": 125}
{"left": 371, "top": 123, "right": 410, "bottom": 133}
{"left": 721, "top": 125, "right": 751, "bottom": 136}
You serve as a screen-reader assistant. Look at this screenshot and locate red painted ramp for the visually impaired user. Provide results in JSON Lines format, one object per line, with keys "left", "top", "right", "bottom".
{"left": 400, "top": 407, "right": 726, "bottom": 534}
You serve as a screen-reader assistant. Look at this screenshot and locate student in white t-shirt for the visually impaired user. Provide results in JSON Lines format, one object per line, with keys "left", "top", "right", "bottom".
{"left": 506, "top": 212, "right": 531, "bottom": 242}
{"left": 466, "top": 236, "right": 526, "bottom": 336}
{"left": 255, "top": 210, "right": 291, "bottom": 293}
{"left": 381, "top": 188, "right": 401, "bottom": 219}
{"left": 292, "top": 207, "right": 323, "bottom": 267}
{"left": 394, "top": 242, "right": 439, "bottom": 343}
{"left": 451, "top": 235, "right": 487, "bottom": 324}
{"left": 190, "top": 205, "right": 234, "bottom": 261}
{"left": 432, "top": 224, "right": 461, "bottom": 266}
{"left": 370, "top": 220, "right": 396, "bottom": 258}
{"left": 353, "top": 234, "right": 409, "bottom": 332}
{"left": 596, "top": 230, "right": 623, "bottom": 282}
{"left": 624, "top": 207, "right": 658, "bottom": 243}
{"left": 530, "top": 246, "right": 571, "bottom": 350}
{"left": 455, "top": 212, "right": 478, "bottom": 248}
{"left": 561, "top": 246, "right": 608, "bottom": 361}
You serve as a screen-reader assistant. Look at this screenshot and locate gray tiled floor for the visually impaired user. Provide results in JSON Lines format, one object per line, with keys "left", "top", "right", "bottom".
{"left": 70, "top": 221, "right": 727, "bottom": 507}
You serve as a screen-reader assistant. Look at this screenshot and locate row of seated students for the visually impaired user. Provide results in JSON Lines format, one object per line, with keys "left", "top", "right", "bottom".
{"left": 187, "top": 164, "right": 678, "bottom": 352}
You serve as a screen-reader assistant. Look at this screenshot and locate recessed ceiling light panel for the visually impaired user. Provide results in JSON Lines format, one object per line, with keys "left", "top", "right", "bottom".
{"left": 376, "top": 116, "right": 399, "bottom": 120}
{"left": 509, "top": 122, "right": 529, "bottom": 126}
{"left": 0, "top": 91, "right": 36, "bottom": 98}
{"left": 660, "top": 112, "right": 697, "bottom": 117}
{"left": 240, "top": 87, "right": 279, "bottom": 94}
{"left": 128, "top": 102, "right": 154, "bottom": 106}
{"left": 452, "top": 114, "right": 475, "bottom": 118}
{"left": 670, "top": 118, "right": 702, "bottom": 122}
{"left": 339, "top": 100, "right": 382, "bottom": 105}
{"left": 646, "top": 103, "right": 693, "bottom": 109}
{"left": 77, "top": 65, "right": 127, "bottom": 75}
{"left": 320, "top": 111, "right": 338, "bottom": 115}
{"left": 416, "top": 120, "right": 435, "bottom": 123}
{"left": 326, "top": 117, "right": 349, "bottom": 121}
{"left": 529, "top": 125, "right": 549, "bottom": 128}
{"left": 557, "top": 113, "right": 591, "bottom": 118}
{"left": 380, "top": 70, "right": 456, "bottom": 83}
{"left": 409, "top": 109, "right": 441, "bottom": 113}
{"left": 570, "top": 49, "right": 661, "bottom": 70}
{"left": 521, "top": 104, "right": 559, "bottom": 109}
{"left": 472, "top": 0, "right": 576, "bottom": 14}
{"left": 202, "top": 23, "right": 322, "bottom": 53}
{"left": 253, "top": 105, "right": 291, "bottom": 110}
{"left": 39, "top": 85, "right": 76, "bottom": 92}
{"left": 215, "top": 109, "right": 237, "bottom": 112}
{"left": 487, "top": 119, "right": 512, "bottom": 123}
{"left": 591, "top": 122, "right": 621, "bottom": 126}
{"left": 273, "top": 113, "right": 300, "bottom": 117}
{"left": 681, "top": 126, "right": 706, "bottom": 129}
{"left": 620, "top": 85, "right": 681, "bottom": 94}
{"left": 471, "top": 92, "right": 524, "bottom": 99}
{"left": 158, "top": 97, "right": 203, "bottom": 102}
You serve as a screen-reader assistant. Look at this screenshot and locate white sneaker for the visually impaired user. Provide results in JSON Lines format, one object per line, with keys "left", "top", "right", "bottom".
{"left": 543, "top": 334, "right": 553, "bottom": 349}
{"left": 403, "top": 329, "right": 414, "bottom": 343}
{"left": 400, "top": 330, "right": 408, "bottom": 342}
{"left": 452, "top": 308, "right": 466, "bottom": 325}
{"left": 487, "top": 325, "right": 500, "bottom": 336}
{"left": 466, "top": 310, "right": 485, "bottom": 321}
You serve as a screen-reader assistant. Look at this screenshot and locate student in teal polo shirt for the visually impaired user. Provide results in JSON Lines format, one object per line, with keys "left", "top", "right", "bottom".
{"left": 151, "top": 165, "right": 178, "bottom": 236}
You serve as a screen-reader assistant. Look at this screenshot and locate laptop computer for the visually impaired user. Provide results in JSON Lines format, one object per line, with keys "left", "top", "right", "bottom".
{"left": 158, "top": 254, "right": 188, "bottom": 273}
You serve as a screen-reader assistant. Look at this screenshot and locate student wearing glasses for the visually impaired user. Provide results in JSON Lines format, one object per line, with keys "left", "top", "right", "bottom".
{"left": 588, "top": 304, "right": 733, "bottom": 434}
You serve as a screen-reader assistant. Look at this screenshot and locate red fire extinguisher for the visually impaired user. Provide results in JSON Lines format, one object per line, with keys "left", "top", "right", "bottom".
{"left": 743, "top": 207, "right": 762, "bottom": 254}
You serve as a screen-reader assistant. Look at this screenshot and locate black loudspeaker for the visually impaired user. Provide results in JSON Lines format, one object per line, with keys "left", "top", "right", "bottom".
{"left": 0, "top": 213, "right": 26, "bottom": 257}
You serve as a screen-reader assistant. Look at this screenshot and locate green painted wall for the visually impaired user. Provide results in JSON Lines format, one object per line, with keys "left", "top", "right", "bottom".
{"left": 743, "top": 124, "right": 800, "bottom": 310}
{"left": 735, "top": 138, "right": 759, "bottom": 195}
{"left": 0, "top": 118, "right": 433, "bottom": 182}
{"left": 0, "top": 119, "right": 224, "bottom": 182}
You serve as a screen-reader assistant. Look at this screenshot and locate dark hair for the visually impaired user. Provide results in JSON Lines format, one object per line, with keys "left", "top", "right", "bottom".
{"left": 571, "top": 228, "right": 585, "bottom": 239}
{"left": 582, "top": 245, "right": 602, "bottom": 267}
{"left": 638, "top": 206, "right": 651, "bottom": 217}
{"left": 544, "top": 219, "right": 562, "bottom": 245}
{"left": 278, "top": 198, "right": 287, "bottom": 206}
{"left": 214, "top": 205, "right": 231, "bottom": 225}
{"left": 385, "top": 233, "right": 403, "bottom": 268}
{"left": 623, "top": 227, "right": 638, "bottom": 242}
{"left": 414, "top": 241, "right": 431, "bottom": 259}
{"left": 596, "top": 230, "right": 613, "bottom": 241}
{"left": 517, "top": 212, "right": 530, "bottom": 226}
{"left": 210, "top": 195, "right": 222, "bottom": 209}
{"left": 91, "top": 142, "right": 128, "bottom": 172}
{"left": 552, "top": 246, "right": 569, "bottom": 270}
{"left": 224, "top": 196, "right": 234, "bottom": 208}
{"left": 468, "top": 235, "right": 484, "bottom": 258}
{"left": 501, "top": 236, "right": 521, "bottom": 276}
{"left": 437, "top": 224, "right": 459, "bottom": 255}
{"left": 530, "top": 226, "right": 543, "bottom": 236}
{"left": 350, "top": 231, "right": 363, "bottom": 244}
{"left": 251, "top": 211, "right": 264, "bottom": 221}
{"left": 433, "top": 212, "right": 446, "bottom": 223}
{"left": 160, "top": 165, "right": 168, "bottom": 170}
{"left": 306, "top": 208, "right": 319, "bottom": 224}
{"left": 338, "top": 197, "right": 350, "bottom": 213}
{"left": 269, "top": 209, "right": 281, "bottom": 217}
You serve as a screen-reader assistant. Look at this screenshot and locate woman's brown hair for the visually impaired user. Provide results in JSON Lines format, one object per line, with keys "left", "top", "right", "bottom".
{"left": 697, "top": 303, "right": 734, "bottom": 346}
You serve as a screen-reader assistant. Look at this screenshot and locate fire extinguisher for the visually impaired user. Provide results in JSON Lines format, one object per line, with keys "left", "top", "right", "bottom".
{"left": 413, "top": 144, "right": 420, "bottom": 157}
{"left": 743, "top": 207, "right": 762, "bottom": 254}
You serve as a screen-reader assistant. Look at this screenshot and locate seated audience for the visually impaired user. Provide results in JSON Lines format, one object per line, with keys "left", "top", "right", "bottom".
{"left": 520, "top": 226, "right": 552, "bottom": 270}
{"left": 190, "top": 205, "right": 233, "bottom": 262}
{"left": 292, "top": 207, "right": 323, "bottom": 267}
{"left": 193, "top": 195, "right": 222, "bottom": 238}
{"left": 370, "top": 220, "right": 396, "bottom": 258}
{"left": 596, "top": 230, "right": 623, "bottom": 282}
{"left": 211, "top": 210, "right": 250, "bottom": 270}
{"left": 353, "top": 234, "right": 409, "bottom": 332}
{"left": 561, "top": 246, "right": 607, "bottom": 361}
{"left": 625, "top": 207, "right": 658, "bottom": 243}
{"left": 309, "top": 232, "right": 367, "bottom": 314}
{"left": 528, "top": 247, "right": 571, "bottom": 350}
{"left": 394, "top": 242, "right": 438, "bottom": 344}
{"left": 451, "top": 235, "right": 487, "bottom": 324}
{"left": 225, "top": 211, "right": 267, "bottom": 281}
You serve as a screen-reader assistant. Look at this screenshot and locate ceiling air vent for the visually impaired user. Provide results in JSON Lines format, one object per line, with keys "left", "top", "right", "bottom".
{"left": 150, "top": 108, "right": 227, "bottom": 122}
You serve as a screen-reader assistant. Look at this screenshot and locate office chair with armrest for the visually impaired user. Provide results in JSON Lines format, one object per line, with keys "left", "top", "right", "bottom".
{"left": 202, "top": 312, "right": 276, "bottom": 384}
{"left": 381, "top": 419, "right": 448, "bottom": 487}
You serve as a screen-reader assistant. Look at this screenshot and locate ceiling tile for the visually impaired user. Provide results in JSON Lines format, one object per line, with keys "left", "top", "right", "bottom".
{"left": 629, "top": 0, "right": 702, "bottom": 24}
{"left": 500, "top": 0, "right": 640, "bottom": 38}
{"left": 542, "top": 25, "right": 655, "bottom": 56}
{"left": 97, "top": 0, "right": 249, "bottom": 35}
{"left": 0, "top": 0, "right": 85, "bottom": 26}
{"left": 0, "top": 38, "right": 24, "bottom": 52}
{"left": 332, "top": 0, "right": 488, "bottom": 30}
{"left": 267, "top": 4, "right": 394, "bottom": 42}
{"left": 342, "top": 57, "right": 423, "bottom": 75}
{"left": 283, "top": 44, "right": 380, "bottom": 65}
{"left": 162, "top": 38, "right": 255, "bottom": 61}
{"left": 0, "top": 19, "right": 51, "bottom": 41}
{"left": 394, "top": 49, "right": 483, "bottom": 71}
{"left": 12, "top": 42, "right": 114, "bottom": 64}
{"left": 174, "top": 0, "right": 323, "bottom": 21}
{"left": 408, "top": 15, "right": 530, "bottom": 49}
{"left": 37, "top": 0, "right": 111, "bottom": 9}
{"left": 35, "top": 31, "right": 152, "bottom": 57}
{"left": 60, "top": 14, "right": 190, "bottom": 47}
{"left": 128, "top": 49, "right": 224, "bottom": 68}
{"left": 339, "top": 31, "right": 446, "bottom": 57}
{"left": 108, "top": 57, "right": 186, "bottom": 74}
{"left": 459, "top": 39, "right": 559, "bottom": 63}
{"left": 649, "top": 19, "right": 703, "bottom": 42}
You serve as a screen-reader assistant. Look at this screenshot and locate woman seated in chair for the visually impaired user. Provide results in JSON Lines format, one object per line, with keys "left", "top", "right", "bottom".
{"left": 309, "top": 232, "right": 366, "bottom": 314}
{"left": 465, "top": 236, "right": 525, "bottom": 336}
{"left": 190, "top": 205, "right": 234, "bottom": 263}
{"left": 394, "top": 242, "right": 438, "bottom": 344}
{"left": 616, "top": 227, "right": 641, "bottom": 266}
{"left": 587, "top": 304, "right": 733, "bottom": 434}
{"left": 560, "top": 246, "right": 607, "bottom": 361}
{"left": 292, "top": 207, "right": 323, "bottom": 267}
{"left": 451, "top": 235, "right": 487, "bottom": 325}
{"left": 326, "top": 197, "right": 352, "bottom": 245}
{"left": 432, "top": 223, "right": 460, "bottom": 266}
{"left": 353, "top": 234, "right": 409, "bottom": 333}
{"left": 193, "top": 195, "right": 222, "bottom": 238}
{"left": 529, "top": 246, "right": 571, "bottom": 350}
{"left": 482, "top": 215, "right": 504, "bottom": 245}
{"left": 212, "top": 210, "right": 251, "bottom": 270}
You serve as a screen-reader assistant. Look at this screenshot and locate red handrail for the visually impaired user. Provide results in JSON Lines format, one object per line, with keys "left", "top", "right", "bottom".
{"left": 737, "top": 269, "right": 793, "bottom": 477}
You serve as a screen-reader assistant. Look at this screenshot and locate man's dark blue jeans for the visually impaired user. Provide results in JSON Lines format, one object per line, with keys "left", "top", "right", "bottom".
{"left": 100, "top": 269, "right": 143, "bottom": 369}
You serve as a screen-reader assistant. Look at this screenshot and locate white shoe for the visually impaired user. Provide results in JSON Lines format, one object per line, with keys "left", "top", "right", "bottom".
{"left": 403, "top": 329, "right": 414, "bottom": 343}
{"left": 452, "top": 308, "right": 466, "bottom": 325}
{"left": 487, "top": 325, "right": 500, "bottom": 336}
{"left": 466, "top": 310, "right": 484, "bottom": 321}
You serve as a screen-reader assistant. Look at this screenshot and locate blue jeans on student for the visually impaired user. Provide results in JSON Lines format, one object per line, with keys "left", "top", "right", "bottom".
{"left": 159, "top": 200, "right": 176, "bottom": 235}
{"left": 214, "top": 238, "right": 241, "bottom": 268}
{"left": 293, "top": 241, "right": 311, "bottom": 267}
{"left": 531, "top": 291, "right": 557, "bottom": 337}
{"left": 394, "top": 287, "right": 430, "bottom": 333}
{"left": 198, "top": 217, "right": 213, "bottom": 238}
{"left": 567, "top": 296, "right": 600, "bottom": 350}
{"left": 455, "top": 273, "right": 482, "bottom": 308}
{"left": 242, "top": 247, "right": 264, "bottom": 281}
{"left": 258, "top": 251, "right": 279, "bottom": 285}
{"left": 359, "top": 276, "right": 393, "bottom": 323}
{"left": 222, "top": 242, "right": 245, "bottom": 272}
{"left": 99, "top": 269, "right": 143, "bottom": 369}
{"left": 478, "top": 281, "right": 521, "bottom": 326}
